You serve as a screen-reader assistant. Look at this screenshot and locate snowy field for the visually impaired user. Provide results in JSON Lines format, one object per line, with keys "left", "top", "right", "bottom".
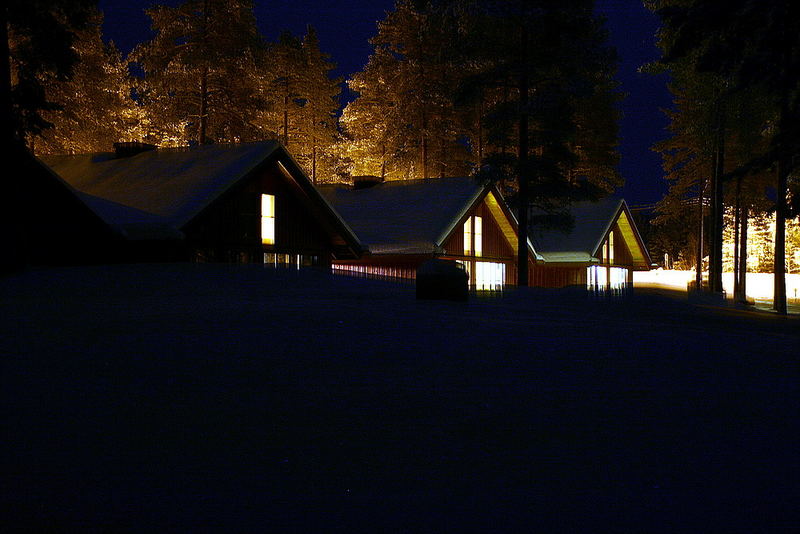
{"left": 2, "top": 264, "right": 799, "bottom": 532}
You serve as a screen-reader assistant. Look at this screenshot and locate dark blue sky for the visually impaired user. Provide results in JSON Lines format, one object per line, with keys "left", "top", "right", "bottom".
{"left": 595, "top": 0, "right": 672, "bottom": 207}
{"left": 98, "top": 0, "right": 672, "bottom": 206}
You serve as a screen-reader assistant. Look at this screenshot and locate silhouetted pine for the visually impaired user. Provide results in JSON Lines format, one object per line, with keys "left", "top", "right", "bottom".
{"left": 2, "top": 0, "right": 95, "bottom": 146}
{"left": 455, "top": 0, "right": 621, "bottom": 285}
{"left": 652, "top": 0, "right": 800, "bottom": 313}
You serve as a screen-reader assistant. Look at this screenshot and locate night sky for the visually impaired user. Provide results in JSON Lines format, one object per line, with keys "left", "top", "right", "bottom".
{"left": 98, "top": 0, "right": 672, "bottom": 206}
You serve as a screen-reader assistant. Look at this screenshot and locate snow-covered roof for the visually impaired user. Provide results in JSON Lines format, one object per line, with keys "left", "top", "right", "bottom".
{"left": 529, "top": 197, "right": 650, "bottom": 268}
{"left": 41, "top": 142, "right": 282, "bottom": 232}
{"left": 530, "top": 197, "right": 622, "bottom": 257}
{"left": 319, "top": 177, "right": 487, "bottom": 255}
{"left": 76, "top": 192, "right": 184, "bottom": 240}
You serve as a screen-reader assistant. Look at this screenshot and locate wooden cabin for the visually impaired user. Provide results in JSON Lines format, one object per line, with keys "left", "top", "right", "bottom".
{"left": 38, "top": 142, "right": 650, "bottom": 290}
{"left": 528, "top": 198, "right": 652, "bottom": 290}
{"left": 322, "top": 180, "right": 650, "bottom": 291}
{"left": 41, "top": 142, "right": 360, "bottom": 265}
{"left": 320, "top": 177, "right": 527, "bottom": 289}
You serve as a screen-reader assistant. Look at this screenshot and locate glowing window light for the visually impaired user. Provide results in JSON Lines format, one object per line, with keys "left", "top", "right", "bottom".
{"left": 587, "top": 265, "right": 607, "bottom": 290}
{"left": 261, "top": 194, "right": 275, "bottom": 245}
{"left": 475, "top": 261, "right": 504, "bottom": 290}
{"left": 464, "top": 217, "right": 472, "bottom": 255}
{"left": 474, "top": 216, "right": 483, "bottom": 257}
{"left": 609, "top": 231, "right": 615, "bottom": 264}
{"left": 610, "top": 267, "right": 627, "bottom": 289}
{"left": 587, "top": 265, "right": 627, "bottom": 291}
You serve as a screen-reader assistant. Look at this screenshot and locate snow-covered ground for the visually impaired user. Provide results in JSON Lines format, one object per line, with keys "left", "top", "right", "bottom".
{"left": 2, "top": 264, "right": 798, "bottom": 531}
{"left": 636, "top": 269, "right": 800, "bottom": 307}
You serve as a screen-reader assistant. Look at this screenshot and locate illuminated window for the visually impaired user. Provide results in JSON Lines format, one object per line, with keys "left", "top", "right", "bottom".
{"left": 464, "top": 217, "right": 472, "bottom": 255}
{"left": 474, "top": 216, "right": 483, "bottom": 257}
{"left": 609, "top": 231, "right": 615, "bottom": 264}
{"left": 475, "top": 261, "right": 504, "bottom": 290}
{"left": 587, "top": 265, "right": 627, "bottom": 292}
{"left": 261, "top": 194, "right": 275, "bottom": 245}
{"left": 464, "top": 215, "right": 483, "bottom": 256}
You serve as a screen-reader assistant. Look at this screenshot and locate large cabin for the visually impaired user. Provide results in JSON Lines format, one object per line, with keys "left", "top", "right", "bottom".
{"left": 41, "top": 142, "right": 360, "bottom": 265}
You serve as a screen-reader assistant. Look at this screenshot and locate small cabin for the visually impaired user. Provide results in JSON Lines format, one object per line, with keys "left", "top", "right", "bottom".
{"left": 528, "top": 198, "right": 652, "bottom": 290}
{"left": 320, "top": 177, "right": 527, "bottom": 290}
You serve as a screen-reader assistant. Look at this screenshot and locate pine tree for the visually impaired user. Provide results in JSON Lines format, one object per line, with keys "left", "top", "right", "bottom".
{"left": 3, "top": 0, "right": 95, "bottom": 146}
{"left": 456, "top": 0, "right": 622, "bottom": 285}
{"left": 34, "top": 9, "right": 140, "bottom": 155}
{"left": 261, "top": 31, "right": 305, "bottom": 148}
{"left": 343, "top": 1, "right": 473, "bottom": 181}
{"left": 292, "top": 27, "right": 341, "bottom": 183}
{"left": 132, "top": 0, "right": 265, "bottom": 146}
{"left": 341, "top": 46, "right": 400, "bottom": 179}
{"left": 651, "top": 0, "right": 800, "bottom": 312}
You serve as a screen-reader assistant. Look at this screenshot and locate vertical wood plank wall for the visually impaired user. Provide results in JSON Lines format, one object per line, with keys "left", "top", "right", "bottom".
{"left": 184, "top": 164, "right": 335, "bottom": 264}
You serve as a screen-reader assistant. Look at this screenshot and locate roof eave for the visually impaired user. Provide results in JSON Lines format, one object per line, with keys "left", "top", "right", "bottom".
{"left": 272, "top": 146, "right": 364, "bottom": 256}
{"left": 433, "top": 178, "right": 490, "bottom": 248}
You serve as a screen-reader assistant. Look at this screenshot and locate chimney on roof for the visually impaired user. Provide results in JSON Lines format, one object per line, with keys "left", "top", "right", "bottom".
{"left": 352, "top": 175, "right": 384, "bottom": 189}
{"left": 113, "top": 141, "right": 157, "bottom": 159}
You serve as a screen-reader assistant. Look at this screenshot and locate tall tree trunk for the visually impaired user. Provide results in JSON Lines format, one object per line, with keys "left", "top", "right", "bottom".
{"left": 199, "top": 66, "right": 208, "bottom": 144}
{"left": 439, "top": 139, "right": 445, "bottom": 178}
{"left": 733, "top": 177, "right": 741, "bottom": 299}
{"left": 517, "top": 28, "right": 529, "bottom": 287}
{"left": 0, "top": 5, "right": 13, "bottom": 146}
{"left": 311, "top": 145, "right": 316, "bottom": 184}
{"left": 421, "top": 110, "right": 428, "bottom": 179}
{"left": 709, "top": 107, "right": 725, "bottom": 294}
{"left": 477, "top": 94, "right": 483, "bottom": 163}
{"left": 2, "top": 5, "right": 25, "bottom": 272}
{"left": 283, "top": 90, "right": 289, "bottom": 147}
{"left": 737, "top": 205, "right": 748, "bottom": 304}
{"left": 381, "top": 144, "right": 386, "bottom": 179}
{"left": 695, "top": 178, "right": 704, "bottom": 291}
{"left": 198, "top": 0, "right": 209, "bottom": 145}
{"left": 774, "top": 158, "right": 788, "bottom": 314}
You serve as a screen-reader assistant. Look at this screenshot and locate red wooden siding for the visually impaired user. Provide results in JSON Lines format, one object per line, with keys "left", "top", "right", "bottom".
{"left": 528, "top": 261, "right": 586, "bottom": 288}
{"left": 441, "top": 199, "right": 517, "bottom": 285}
{"left": 596, "top": 225, "right": 633, "bottom": 267}
{"left": 442, "top": 202, "right": 515, "bottom": 261}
